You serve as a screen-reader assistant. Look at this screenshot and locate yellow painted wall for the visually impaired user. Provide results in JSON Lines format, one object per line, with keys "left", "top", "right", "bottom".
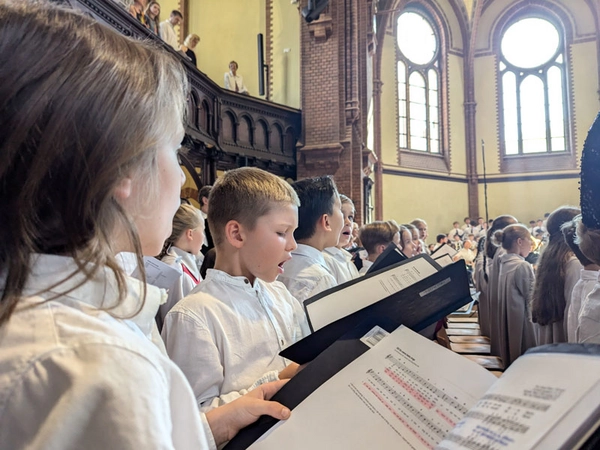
{"left": 478, "top": 178, "right": 579, "bottom": 224}
{"left": 380, "top": 33, "right": 398, "bottom": 164}
{"left": 382, "top": 174, "right": 469, "bottom": 241}
{"left": 571, "top": 40, "right": 599, "bottom": 158}
{"left": 187, "top": 0, "right": 300, "bottom": 107}
{"left": 448, "top": 53, "right": 466, "bottom": 175}
{"left": 271, "top": 2, "right": 301, "bottom": 108}
{"left": 189, "top": 0, "right": 266, "bottom": 98}
{"left": 474, "top": 54, "right": 501, "bottom": 175}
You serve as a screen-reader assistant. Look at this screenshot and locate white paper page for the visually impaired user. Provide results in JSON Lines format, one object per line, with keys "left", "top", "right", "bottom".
{"left": 436, "top": 353, "right": 600, "bottom": 449}
{"left": 142, "top": 256, "right": 182, "bottom": 290}
{"left": 432, "top": 244, "right": 458, "bottom": 259}
{"left": 434, "top": 254, "right": 454, "bottom": 268}
{"left": 307, "top": 257, "right": 439, "bottom": 331}
{"left": 250, "top": 326, "right": 496, "bottom": 450}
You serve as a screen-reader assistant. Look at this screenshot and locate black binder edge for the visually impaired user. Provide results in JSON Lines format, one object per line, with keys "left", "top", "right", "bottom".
{"left": 366, "top": 242, "right": 407, "bottom": 274}
{"left": 225, "top": 268, "right": 473, "bottom": 450}
{"left": 222, "top": 317, "right": 399, "bottom": 450}
{"left": 302, "top": 253, "right": 442, "bottom": 332}
{"left": 282, "top": 261, "right": 471, "bottom": 364}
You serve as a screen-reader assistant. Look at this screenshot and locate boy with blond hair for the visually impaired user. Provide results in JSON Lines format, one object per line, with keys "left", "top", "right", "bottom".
{"left": 279, "top": 176, "right": 344, "bottom": 303}
{"left": 162, "top": 167, "right": 309, "bottom": 411}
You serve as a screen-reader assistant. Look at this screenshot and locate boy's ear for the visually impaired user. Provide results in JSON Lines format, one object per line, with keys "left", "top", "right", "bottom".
{"left": 224, "top": 220, "right": 246, "bottom": 249}
{"left": 320, "top": 213, "right": 332, "bottom": 232}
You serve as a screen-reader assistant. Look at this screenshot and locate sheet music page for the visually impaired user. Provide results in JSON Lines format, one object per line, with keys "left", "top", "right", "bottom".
{"left": 432, "top": 244, "right": 458, "bottom": 259}
{"left": 142, "top": 256, "right": 182, "bottom": 290}
{"left": 433, "top": 254, "right": 454, "bottom": 268}
{"left": 250, "top": 326, "right": 496, "bottom": 450}
{"left": 307, "top": 257, "right": 439, "bottom": 331}
{"left": 436, "top": 353, "right": 600, "bottom": 449}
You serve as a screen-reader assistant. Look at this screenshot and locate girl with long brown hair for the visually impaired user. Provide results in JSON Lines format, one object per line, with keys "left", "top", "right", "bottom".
{"left": 0, "top": 2, "right": 289, "bottom": 447}
{"left": 531, "top": 206, "right": 582, "bottom": 344}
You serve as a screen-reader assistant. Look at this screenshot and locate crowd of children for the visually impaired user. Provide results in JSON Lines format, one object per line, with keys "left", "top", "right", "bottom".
{"left": 4, "top": 2, "right": 600, "bottom": 448}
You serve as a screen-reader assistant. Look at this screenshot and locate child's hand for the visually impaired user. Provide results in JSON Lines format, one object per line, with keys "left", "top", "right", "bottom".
{"left": 278, "top": 362, "right": 301, "bottom": 379}
{"left": 205, "top": 380, "right": 291, "bottom": 445}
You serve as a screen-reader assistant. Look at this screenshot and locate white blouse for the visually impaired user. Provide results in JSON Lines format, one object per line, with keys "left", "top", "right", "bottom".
{"left": 0, "top": 254, "right": 216, "bottom": 450}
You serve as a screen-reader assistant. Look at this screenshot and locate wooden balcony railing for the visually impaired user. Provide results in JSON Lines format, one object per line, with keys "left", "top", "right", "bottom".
{"left": 62, "top": 0, "right": 300, "bottom": 182}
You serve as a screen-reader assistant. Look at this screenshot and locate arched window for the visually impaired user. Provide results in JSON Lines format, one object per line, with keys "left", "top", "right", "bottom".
{"left": 396, "top": 10, "right": 441, "bottom": 154}
{"left": 499, "top": 16, "right": 568, "bottom": 156}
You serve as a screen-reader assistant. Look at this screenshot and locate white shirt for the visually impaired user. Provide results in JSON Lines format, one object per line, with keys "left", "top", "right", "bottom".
{"left": 224, "top": 71, "right": 249, "bottom": 94}
{"left": 323, "top": 247, "right": 359, "bottom": 284}
{"left": 454, "top": 248, "right": 475, "bottom": 265}
{"left": 568, "top": 269, "right": 599, "bottom": 342}
{"left": 0, "top": 254, "right": 216, "bottom": 450}
{"left": 358, "top": 259, "right": 373, "bottom": 276}
{"left": 162, "top": 269, "right": 309, "bottom": 411}
{"left": 158, "top": 246, "right": 202, "bottom": 329}
{"left": 278, "top": 244, "right": 338, "bottom": 304}
{"left": 159, "top": 20, "right": 179, "bottom": 50}
{"left": 448, "top": 228, "right": 464, "bottom": 241}
{"left": 577, "top": 280, "right": 600, "bottom": 344}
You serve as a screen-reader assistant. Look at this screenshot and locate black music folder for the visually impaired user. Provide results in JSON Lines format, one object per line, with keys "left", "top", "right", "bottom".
{"left": 281, "top": 260, "right": 472, "bottom": 364}
{"left": 366, "top": 242, "right": 408, "bottom": 274}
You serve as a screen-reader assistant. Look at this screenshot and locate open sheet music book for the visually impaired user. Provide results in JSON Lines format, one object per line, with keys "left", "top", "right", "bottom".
{"left": 247, "top": 327, "right": 600, "bottom": 450}
{"left": 431, "top": 244, "right": 458, "bottom": 267}
{"left": 280, "top": 260, "right": 470, "bottom": 365}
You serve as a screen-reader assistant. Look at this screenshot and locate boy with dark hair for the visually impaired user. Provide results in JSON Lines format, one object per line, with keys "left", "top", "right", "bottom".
{"left": 279, "top": 176, "right": 344, "bottom": 303}
{"left": 162, "top": 167, "right": 309, "bottom": 411}
{"left": 432, "top": 233, "right": 447, "bottom": 252}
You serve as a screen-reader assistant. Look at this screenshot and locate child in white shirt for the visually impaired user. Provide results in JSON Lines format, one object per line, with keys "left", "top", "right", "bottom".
{"left": 324, "top": 194, "right": 359, "bottom": 284}
{"left": 278, "top": 176, "right": 344, "bottom": 302}
{"left": 157, "top": 203, "right": 205, "bottom": 328}
{"left": 162, "top": 167, "right": 309, "bottom": 411}
{"left": 0, "top": 4, "right": 289, "bottom": 448}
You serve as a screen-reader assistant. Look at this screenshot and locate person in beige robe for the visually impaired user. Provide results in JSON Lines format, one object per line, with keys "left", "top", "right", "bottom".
{"left": 473, "top": 250, "right": 490, "bottom": 337}
{"left": 497, "top": 252, "right": 537, "bottom": 366}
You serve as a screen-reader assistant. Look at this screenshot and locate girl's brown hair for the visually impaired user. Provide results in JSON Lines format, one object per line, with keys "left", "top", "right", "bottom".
{"left": 144, "top": 1, "right": 161, "bottom": 20}
{"left": 531, "top": 206, "right": 580, "bottom": 325}
{"left": 0, "top": 1, "right": 187, "bottom": 325}
{"left": 359, "top": 221, "right": 399, "bottom": 255}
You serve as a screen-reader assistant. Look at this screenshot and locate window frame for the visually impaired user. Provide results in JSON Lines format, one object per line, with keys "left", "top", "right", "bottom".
{"left": 394, "top": 4, "right": 450, "bottom": 172}
{"left": 495, "top": 5, "right": 576, "bottom": 173}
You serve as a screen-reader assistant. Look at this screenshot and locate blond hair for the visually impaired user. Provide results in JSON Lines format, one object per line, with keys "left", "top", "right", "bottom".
{"left": 0, "top": 1, "right": 187, "bottom": 325}
{"left": 184, "top": 33, "right": 200, "bottom": 47}
{"left": 158, "top": 204, "right": 203, "bottom": 258}
{"left": 208, "top": 167, "right": 299, "bottom": 246}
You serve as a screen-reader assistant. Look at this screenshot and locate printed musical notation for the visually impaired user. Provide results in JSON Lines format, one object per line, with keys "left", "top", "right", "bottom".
{"left": 250, "top": 326, "right": 495, "bottom": 450}
{"left": 347, "top": 347, "right": 476, "bottom": 449}
{"left": 436, "top": 353, "right": 600, "bottom": 450}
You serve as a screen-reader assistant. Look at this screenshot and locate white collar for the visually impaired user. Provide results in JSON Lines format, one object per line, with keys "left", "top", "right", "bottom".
{"left": 168, "top": 246, "right": 200, "bottom": 277}
{"left": 17, "top": 254, "right": 166, "bottom": 338}
{"left": 204, "top": 268, "right": 262, "bottom": 292}
{"left": 293, "top": 244, "right": 328, "bottom": 267}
